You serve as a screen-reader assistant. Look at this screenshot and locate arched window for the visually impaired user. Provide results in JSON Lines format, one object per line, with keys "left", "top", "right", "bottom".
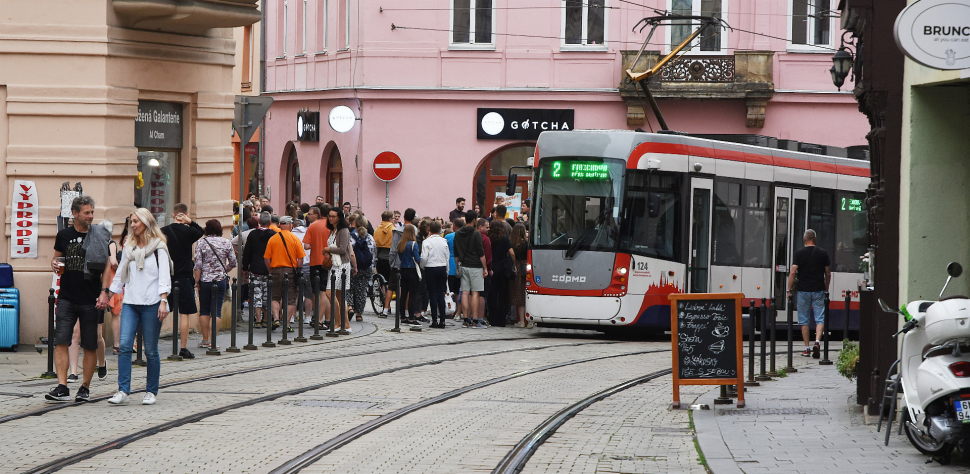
{"left": 327, "top": 146, "right": 343, "bottom": 206}
{"left": 286, "top": 146, "right": 301, "bottom": 204}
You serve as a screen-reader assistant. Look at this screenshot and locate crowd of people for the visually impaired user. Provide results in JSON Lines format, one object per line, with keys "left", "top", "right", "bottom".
{"left": 44, "top": 193, "right": 531, "bottom": 405}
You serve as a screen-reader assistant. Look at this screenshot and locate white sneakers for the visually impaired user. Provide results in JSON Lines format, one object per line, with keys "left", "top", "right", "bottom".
{"left": 107, "top": 391, "right": 129, "bottom": 405}
{"left": 107, "top": 391, "right": 157, "bottom": 405}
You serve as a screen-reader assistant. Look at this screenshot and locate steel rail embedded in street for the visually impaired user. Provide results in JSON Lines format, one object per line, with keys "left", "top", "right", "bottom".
{"left": 22, "top": 341, "right": 656, "bottom": 474}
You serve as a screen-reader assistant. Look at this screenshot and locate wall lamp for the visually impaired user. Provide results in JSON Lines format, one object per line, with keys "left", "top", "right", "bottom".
{"left": 831, "top": 31, "right": 856, "bottom": 91}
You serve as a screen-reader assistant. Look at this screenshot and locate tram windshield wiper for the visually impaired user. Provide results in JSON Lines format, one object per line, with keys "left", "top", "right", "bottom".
{"left": 565, "top": 209, "right": 609, "bottom": 259}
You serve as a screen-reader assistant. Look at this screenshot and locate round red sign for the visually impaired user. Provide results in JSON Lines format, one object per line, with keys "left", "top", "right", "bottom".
{"left": 373, "top": 151, "right": 403, "bottom": 182}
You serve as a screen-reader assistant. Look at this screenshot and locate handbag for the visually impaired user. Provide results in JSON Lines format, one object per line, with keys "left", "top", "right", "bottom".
{"left": 444, "top": 293, "right": 456, "bottom": 316}
{"left": 329, "top": 231, "right": 343, "bottom": 267}
{"left": 203, "top": 237, "right": 233, "bottom": 301}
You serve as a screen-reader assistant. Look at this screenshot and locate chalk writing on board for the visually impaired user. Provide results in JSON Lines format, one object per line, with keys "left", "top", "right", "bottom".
{"left": 676, "top": 299, "right": 737, "bottom": 379}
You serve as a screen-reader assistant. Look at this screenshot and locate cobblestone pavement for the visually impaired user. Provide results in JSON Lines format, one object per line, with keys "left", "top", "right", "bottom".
{"left": 694, "top": 358, "right": 970, "bottom": 474}
{"left": 0, "top": 311, "right": 701, "bottom": 474}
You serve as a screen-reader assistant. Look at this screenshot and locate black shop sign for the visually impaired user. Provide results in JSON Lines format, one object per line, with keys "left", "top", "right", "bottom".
{"left": 135, "top": 101, "right": 183, "bottom": 149}
{"left": 477, "top": 108, "right": 574, "bottom": 140}
{"left": 297, "top": 110, "right": 320, "bottom": 141}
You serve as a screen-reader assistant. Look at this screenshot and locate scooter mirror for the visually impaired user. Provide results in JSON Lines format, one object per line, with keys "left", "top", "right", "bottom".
{"left": 947, "top": 262, "right": 963, "bottom": 278}
{"left": 878, "top": 298, "right": 900, "bottom": 314}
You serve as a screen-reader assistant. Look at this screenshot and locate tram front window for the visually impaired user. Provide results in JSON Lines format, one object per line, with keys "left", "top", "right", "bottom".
{"left": 533, "top": 158, "right": 624, "bottom": 254}
{"left": 618, "top": 171, "right": 682, "bottom": 262}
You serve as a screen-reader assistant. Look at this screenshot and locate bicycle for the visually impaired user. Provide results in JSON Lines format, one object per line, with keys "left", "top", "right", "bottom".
{"left": 369, "top": 272, "right": 388, "bottom": 315}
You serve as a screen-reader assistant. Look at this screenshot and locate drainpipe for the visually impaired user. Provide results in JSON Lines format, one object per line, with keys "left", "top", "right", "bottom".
{"left": 259, "top": 0, "right": 267, "bottom": 197}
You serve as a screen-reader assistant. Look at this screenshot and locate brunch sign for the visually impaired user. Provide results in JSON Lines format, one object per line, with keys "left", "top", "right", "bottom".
{"left": 894, "top": 0, "right": 970, "bottom": 70}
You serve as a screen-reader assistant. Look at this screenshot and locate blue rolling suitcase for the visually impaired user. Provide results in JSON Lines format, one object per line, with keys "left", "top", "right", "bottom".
{"left": 0, "top": 263, "right": 13, "bottom": 288}
{"left": 0, "top": 287, "right": 20, "bottom": 350}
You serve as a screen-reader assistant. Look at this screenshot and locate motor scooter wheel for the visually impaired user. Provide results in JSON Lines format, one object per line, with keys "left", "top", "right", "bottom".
{"left": 902, "top": 409, "right": 952, "bottom": 455}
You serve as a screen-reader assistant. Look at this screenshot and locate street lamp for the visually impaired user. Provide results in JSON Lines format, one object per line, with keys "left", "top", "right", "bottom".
{"left": 830, "top": 47, "right": 853, "bottom": 90}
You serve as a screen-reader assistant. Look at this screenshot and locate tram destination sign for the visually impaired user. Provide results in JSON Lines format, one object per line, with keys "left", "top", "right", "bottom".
{"left": 549, "top": 161, "right": 609, "bottom": 180}
{"left": 477, "top": 108, "right": 574, "bottom": 140}
{"left": 668, "top": 293, "right": 745, "bottom": 409}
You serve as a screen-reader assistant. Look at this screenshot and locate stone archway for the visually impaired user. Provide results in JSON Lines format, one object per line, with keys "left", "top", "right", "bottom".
{"left": 472, "top": 142, "right": 535, "bottom": 219}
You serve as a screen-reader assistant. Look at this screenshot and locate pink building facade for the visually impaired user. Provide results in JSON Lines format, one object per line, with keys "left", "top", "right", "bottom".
{"left": 261, "top": 0, "right": 868, "bottom": 219}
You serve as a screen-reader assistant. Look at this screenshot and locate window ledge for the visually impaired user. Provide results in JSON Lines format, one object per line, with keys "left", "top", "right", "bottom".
{"left": 449, "top": 43, "right": 496, "bottom": 51}
{"left": 786, "top": 46, "right": 836, "bottom": 54}
{"left": 294, "top": 53, "right": 306, "bottom": 58}
{"left": 560, "top": 45, "right": 608, "bottom": 52}
{"left": 315, "top": 50, "right": 328, "bottom": 56}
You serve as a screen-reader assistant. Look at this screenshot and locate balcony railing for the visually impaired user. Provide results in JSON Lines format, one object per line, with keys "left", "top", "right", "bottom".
{"left": 619, "top": 51, "right": 774, "bottom": 128}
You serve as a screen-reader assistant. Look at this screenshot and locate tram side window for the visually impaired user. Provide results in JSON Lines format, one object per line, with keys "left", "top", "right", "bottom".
{"left": 809, "top": 189, "right": 837, "bottom": 259}
{"left": 712, "top": 180, "right": 742, "bottom": 266}
{"left": 618, "top": 170, "right": 681, "bottom": 262}
{"left": 835, "top": 191, "right": 867, "bottom": 272}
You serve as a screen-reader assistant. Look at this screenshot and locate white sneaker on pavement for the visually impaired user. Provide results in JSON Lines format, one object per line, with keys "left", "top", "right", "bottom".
{"left": 108, "top": 391, "right": 129, "bottom": 405}
{"left": 142, "top": 393, "right": 156, "bottom": 405}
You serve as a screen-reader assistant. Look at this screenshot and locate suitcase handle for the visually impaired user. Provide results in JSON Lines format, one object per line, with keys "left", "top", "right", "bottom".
{"left": 0, "top": 304, "right": 14, "bottom": 308}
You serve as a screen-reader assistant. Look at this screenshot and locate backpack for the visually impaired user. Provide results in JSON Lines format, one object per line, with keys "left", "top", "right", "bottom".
{"left": 81, "top": 223, "right": 111, "bottom": 280}
{"left": 352, "top": 232, "right": 373, "bottom": 270}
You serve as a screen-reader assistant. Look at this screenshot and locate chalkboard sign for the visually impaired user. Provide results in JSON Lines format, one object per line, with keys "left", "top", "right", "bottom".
{"left": 669, "top": 293, "right": 745, "bottom": 408}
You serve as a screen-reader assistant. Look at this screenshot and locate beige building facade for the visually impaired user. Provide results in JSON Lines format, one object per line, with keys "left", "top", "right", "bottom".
{"left": 0, "top": 1, "right": 259, "bottom": 346}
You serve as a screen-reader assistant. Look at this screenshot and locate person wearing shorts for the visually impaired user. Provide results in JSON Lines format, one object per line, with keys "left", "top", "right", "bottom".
{"left": 786, "top": 229, "right": 831, "bottom": 359}
{"left": 304, "top": 204, "right": 332, "bottom": 324}
{"left": 454, "top": 210, "right": 489, "bottom": 329}
{"left": 264, "top": 215, "right": 306, "bottom": 328}
{"left": 161, "top": 203, "right": 204, "bottom": 358}
{"left": 243, "top": 211, "right": 277, "bottom": 327}
{"left": 46, "top": 196, "right": 112, "bottom": 403}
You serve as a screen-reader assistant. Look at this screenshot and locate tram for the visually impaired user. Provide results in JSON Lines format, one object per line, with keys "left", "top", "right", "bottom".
{"left": 520, "top": 130, "right": 869, "bottom": 334}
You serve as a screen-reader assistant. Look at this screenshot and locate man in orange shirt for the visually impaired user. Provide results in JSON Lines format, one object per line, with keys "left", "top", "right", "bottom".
{"left": 303, "top": 203, "right": 332, "bottom": 326}
{"left": 263, "top": 215, "right": 306, "bottom": 329}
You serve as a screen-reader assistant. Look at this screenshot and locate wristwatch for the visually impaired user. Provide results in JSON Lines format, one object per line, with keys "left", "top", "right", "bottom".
{"left": 102, "top": 288, "right": 112, "bottom": 295}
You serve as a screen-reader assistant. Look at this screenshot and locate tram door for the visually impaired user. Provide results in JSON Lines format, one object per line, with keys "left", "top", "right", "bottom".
{"left": 688, "top": 178, "right": 714, "bottom": 293}
{"left": 772, "top": 187, "right": 808, "bottom": 309}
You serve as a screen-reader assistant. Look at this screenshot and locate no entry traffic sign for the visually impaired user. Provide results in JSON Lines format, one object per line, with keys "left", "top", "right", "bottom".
{"left": 373, "top": 151, "right": 403, "bottom": 182}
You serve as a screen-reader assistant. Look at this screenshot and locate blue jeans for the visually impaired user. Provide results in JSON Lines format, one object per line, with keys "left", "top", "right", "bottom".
{"left": 797, "top": 291, "right": 826, "bottom": 326}
{"left": 118, "top": 303, "right": 163, "bottom": 395}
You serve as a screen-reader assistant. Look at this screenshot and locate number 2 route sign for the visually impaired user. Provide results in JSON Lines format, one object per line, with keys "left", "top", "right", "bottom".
{"left": 373, "top": 151, "right": 403, "bottom": 182}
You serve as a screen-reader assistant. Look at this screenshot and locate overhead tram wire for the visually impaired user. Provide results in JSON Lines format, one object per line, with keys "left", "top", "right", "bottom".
{"left": 384, "top": 2, "right": 829, "bottom": 19}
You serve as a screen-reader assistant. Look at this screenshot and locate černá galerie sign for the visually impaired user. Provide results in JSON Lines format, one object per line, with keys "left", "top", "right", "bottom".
{"left": 135, "top": 101, "right": 183, "bottom": 148}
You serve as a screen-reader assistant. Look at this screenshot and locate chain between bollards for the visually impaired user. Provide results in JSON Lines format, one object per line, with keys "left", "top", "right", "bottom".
{"left": 43, "top": 288, "right": 56, "bottom": 377}
{"left": 755, "top": 298, "right": 771, "bottom": 381}
{"left": 327, "top": 271, "right": 338, "bottom": 337}
{"left": 768, "top": 298, "right": 778, "bottom": 377}
{"left": 227, "top": 277, "right": 240, "bottom": 352}
{"left": 311, "top": 275, "right": 324, "bottom": 340}
{"left": 338, "top": 268, "right": 350, "bottom": 335}
{"left": 746, "top": 300, "right": 760, "bottom": 386}
{"left": 786, "top": 290, "right": 797, "bottom": 373}
{"left": 206, "top": 284, "right": 221, "bottom": 355}
{"left": 263, "top": 274, "right": 276, "bottom": 347}
{"left": 294, "top": 272, "right": 307, "bottom": 342}
{"left": 279, "top": 273, "right": 292, "bottom": 345}
{"left": 167, "top": 282, "right": 182, "bottom": 361}
{"left": 820, "top": 291, "right": 833, "bottom": 365}
{"left": 244, "top": 274, "right": 258, "bottom": 350}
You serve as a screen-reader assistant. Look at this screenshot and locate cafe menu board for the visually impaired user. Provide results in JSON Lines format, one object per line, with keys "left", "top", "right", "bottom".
{"left": 668, "top": 293, "right": 745, "bottom": 409}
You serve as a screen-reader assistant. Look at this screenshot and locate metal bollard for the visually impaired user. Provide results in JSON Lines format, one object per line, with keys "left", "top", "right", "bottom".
{"left": 755, "top": 299, "right": 771, "bottom": 381}
{"left": 168, "top": 282, "right": 182, "bottom": 361}
{"left": 295, "top": 272, "right": 307, "bottom": 342}
{"left": 206, "top": 284, "right": 221, "bottom": 355}
{"left": 768, "top": 299, "right": 778, "bottom": 377}
{"left": 244, "top": 275, "right": 258, "bottom": 350}
{"left": 134, "top": 329, "right": 146, "bottom": 366}
{"left": 263, "top": 274, "right": 276, "bottom": 347}
{"left": 338, "top": 269, "right": 351, "bottom": 335}
{"left": 820, "top": 292, "right": 833, "bottom": 365}
{"left": 279, "top": 274, "right": 292, "bottom": 345}
{"left": 43, "top": 288, "right": 56, "bottom": 377}
{"left": 844, "top": 291, "right": 851, "bottom": 341}
{"left": 311, "top": 275, "right": 324, "bottom": 340}
{"left": 713, "top": 384, "right": 733, "bottom": 405}
{"left": 391, "top": 277, "right": 402, "bottom": 333}
{"left": 786, "top": 291, "right": 797, "bottom": 373}
{"left": 327, "top": 271, "right": 338, "bottom": 337}
{"left": 227, "top": 278, "right": 240, "bottom": 352}
{"left": 746, "top": 300, "right": 760, "bottom": 386}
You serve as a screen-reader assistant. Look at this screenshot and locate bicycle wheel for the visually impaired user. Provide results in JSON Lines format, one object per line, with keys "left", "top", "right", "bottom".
{"left": 370, "top": 273, "right": 387, "bottom": 314}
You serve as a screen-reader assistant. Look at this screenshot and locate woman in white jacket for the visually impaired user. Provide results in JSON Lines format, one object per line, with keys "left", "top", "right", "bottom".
{"left": 421, "top": 220, "right": 451, "bottom": 328}
{"left": 105, "top": 208, "right": 172, "bottom": 405}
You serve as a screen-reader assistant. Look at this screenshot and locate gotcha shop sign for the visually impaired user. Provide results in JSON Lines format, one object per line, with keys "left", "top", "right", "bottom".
{"left": 478, "top": 108, "right": 574, "bottom": 140}
{"left": 894, "top": 0, "right": 970, "bottom": 70}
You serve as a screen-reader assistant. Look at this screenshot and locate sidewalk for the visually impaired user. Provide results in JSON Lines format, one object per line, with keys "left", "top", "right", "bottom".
{"left": 693, "top": 352, "right": 970, "bottom": 474}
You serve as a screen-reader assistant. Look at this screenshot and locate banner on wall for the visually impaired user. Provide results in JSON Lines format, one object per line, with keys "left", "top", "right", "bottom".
{"left": 11, "top": 180, "right": 38, "bottom": 259}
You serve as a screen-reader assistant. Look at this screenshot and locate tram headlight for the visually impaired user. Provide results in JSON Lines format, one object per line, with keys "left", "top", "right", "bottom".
{"left": 617, "top": 267, "right": 627, "bottom": 275}
{"left": 526, "top": 264, "right": 532, "bottom": 272}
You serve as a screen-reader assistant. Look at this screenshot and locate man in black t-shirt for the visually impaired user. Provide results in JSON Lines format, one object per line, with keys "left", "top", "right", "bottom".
{"left": 786, "top": 229, "right": 831, "bottom": 359}
{"left": 45, "top": 196, "right": 113, "bottom": 403}
{"left": 161, "top": 203, "right": 204, "bottom": 359}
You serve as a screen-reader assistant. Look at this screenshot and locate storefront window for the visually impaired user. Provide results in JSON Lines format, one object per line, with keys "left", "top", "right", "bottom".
{"left": 135, "top": 151, "right": 180, "bottom": 226}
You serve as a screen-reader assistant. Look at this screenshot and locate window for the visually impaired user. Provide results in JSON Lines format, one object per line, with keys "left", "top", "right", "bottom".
{"left": 790, "top": 0, "right": 835, "bottom": 50}
{"left": 618, "top": 171, "right": 682, "bottom": 262}
{"left": 135, "top": 151, "right": 180, "bottom": 227}
{"left": 282, "top": 0, "right": 288, "bottom": 57}
{"left": 809, "top": 189, "right": 836, "bottom": 260}
{"left": 562, "top": 0, "right": 606, "bottom": 49}
{"left": 338, "top": 0, "right": 350, "bottom": 50}
{"left": 452, "top": 0, "right": 494, "bottom": 47}
{"left": 242, "top": 25, "right": 253, "bottom": 91}
{"left": 301, "top": 0, "right": 307, "bottom": 54}
{"left": 668, "top": 0, "right": 725, "bottom": 53}
{"left": 834, "top": 192, "right": 867, "bottom": 272}
{"left": 317, "top": 0, "right": 328, "bottom": 52}
{"left": 712, "top": 179, "right": 771, "bottom": 267}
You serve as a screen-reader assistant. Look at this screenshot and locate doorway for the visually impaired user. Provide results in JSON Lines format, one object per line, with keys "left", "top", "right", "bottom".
{"left": 327, "top": 146, "right": 343, "bottom": 206}
{"left": 688, "top": 177, "right": 713, "bottom": 293}
{"left": 474, "top": 143, "right": 534, "bottom": 219}
{"left": 772, "top": 187, "right": 808, "bottom": 309}
{"left": 285, "top": 145, "right": 301, "bottom": 204}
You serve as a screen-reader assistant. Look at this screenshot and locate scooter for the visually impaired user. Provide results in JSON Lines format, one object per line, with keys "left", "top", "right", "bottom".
{"left": 879, "top": 262, "right": 970, "bottom": 460}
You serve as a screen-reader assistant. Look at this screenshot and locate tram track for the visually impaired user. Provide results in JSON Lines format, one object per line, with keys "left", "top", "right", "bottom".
{"left": 22, "top": 341, "right": 664, "bottom": 474}
{"left": 0, "top": 327, "right": 581, "bottom": 425}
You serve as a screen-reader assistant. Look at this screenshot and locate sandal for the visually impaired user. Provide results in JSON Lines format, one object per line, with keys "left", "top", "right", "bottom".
{"left": 356, "top": 315, "right": 363, "bottom": 322}
{"left": 112, "top": 346, "right": 120, "bottom": 355}
{"left": 198, "top": 341, "right": 210, "bottom": 349}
